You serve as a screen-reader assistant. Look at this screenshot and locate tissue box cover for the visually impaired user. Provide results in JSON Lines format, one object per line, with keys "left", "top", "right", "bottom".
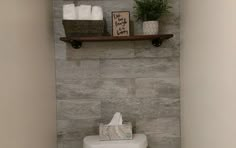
{"left": 99, "top": 122, "right": 132, "bottom": 141}
{"left": 63, "top": 20, "right": 105, "bottom": 37}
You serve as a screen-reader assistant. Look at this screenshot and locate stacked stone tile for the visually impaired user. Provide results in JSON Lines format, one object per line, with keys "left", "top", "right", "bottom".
{"left": 53, "top": 0, "right": 180, "bottom": 148}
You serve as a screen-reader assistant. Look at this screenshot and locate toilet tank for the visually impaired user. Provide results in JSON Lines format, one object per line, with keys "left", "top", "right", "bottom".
{"left": 83, "top": 134, "right": 148, "bottom": 148}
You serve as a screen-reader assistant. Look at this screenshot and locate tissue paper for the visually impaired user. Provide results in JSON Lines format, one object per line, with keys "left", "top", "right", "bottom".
{"left": 99, "top": 112, "right": 132, "bottom": 141}
{"left": 108, "top": 112, "right": 123, "bottom": 125}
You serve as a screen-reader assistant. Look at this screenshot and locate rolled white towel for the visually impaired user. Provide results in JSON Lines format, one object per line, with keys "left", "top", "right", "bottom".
{"left": 63, "top": 4, "right": 76, "bottom": 20}
{"left": 91, "top": 6, "right": 103, "bottom": 20}
{"left": 75, "top": 6, "right": 80, "bottom": 20}
{"left": 77, "top": 5, "right": 92, "bottom": 20}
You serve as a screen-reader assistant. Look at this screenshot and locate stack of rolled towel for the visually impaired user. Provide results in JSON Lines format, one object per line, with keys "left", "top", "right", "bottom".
{"left": 63, "top": 4, "right": 103, "bottom": 20}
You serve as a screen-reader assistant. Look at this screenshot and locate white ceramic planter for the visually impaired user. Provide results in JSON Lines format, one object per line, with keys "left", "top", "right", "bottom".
{"left": 143, "top": 21, "right": 159, "bottom": 35}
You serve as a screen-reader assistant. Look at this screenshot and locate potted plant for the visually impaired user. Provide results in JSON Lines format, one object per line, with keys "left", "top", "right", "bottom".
{"left": 134, "top": 0, "right": 171, "bottom": 35}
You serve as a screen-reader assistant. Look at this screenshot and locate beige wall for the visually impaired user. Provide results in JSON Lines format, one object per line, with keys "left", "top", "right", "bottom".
{"left": 0, "top": 0, "right": 56, "bottom": 148}
{"left": 180, "top": 0, "right": 236, "bottom": 148}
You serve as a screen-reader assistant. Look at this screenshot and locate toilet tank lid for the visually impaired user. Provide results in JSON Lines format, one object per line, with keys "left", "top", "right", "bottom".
{"left": 83, "top": 134, "right": 147, "bottom": 147}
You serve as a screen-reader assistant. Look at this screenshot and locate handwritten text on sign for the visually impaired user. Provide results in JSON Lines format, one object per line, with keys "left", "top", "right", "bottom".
{"left": 112, "top": 11, "right": 130, "bottom": 36}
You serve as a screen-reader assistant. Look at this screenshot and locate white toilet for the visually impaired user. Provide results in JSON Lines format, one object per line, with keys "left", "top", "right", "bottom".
{"left": 83, "top": 134, "right": 148, "bottom": 148}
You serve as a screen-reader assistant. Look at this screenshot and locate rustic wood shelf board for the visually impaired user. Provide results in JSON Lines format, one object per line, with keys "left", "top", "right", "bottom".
{"left": 60, "top": 34, "right": 173, "bottom": 49}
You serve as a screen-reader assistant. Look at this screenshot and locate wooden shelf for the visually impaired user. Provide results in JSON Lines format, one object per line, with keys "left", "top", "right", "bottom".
{"left": 60, "top": 34, "right": 173, "bottom": 49}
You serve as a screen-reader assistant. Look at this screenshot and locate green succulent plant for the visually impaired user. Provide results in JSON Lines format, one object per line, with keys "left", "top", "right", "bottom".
{"left": 134, "top": 0, "right": 171, "bottom": 21}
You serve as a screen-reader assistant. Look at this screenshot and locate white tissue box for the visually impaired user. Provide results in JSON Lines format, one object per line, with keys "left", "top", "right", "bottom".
{"left": 99, "top": 122, "right": 132, "bottom": 141}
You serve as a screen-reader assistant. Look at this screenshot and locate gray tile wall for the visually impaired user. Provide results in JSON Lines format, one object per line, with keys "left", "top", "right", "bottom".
{"left": 53, "top": 0, "right": 180, "bottom": 148}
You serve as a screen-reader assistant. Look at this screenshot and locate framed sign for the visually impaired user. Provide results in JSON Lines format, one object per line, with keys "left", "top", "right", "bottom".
{"left": 112, "top": 11, "right": 130, "bottom": 37}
